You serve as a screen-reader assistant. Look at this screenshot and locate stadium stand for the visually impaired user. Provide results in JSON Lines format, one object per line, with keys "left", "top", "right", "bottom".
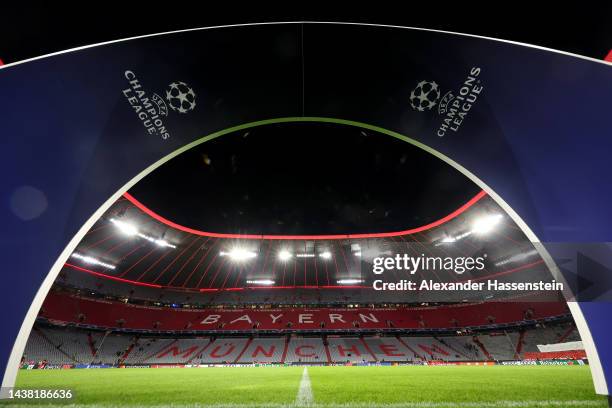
{"left": 123, "top": 337, "right": 176, "bottom": 364}
{"left": 39, "top": 291, "right": 569, "bottom": 332}
{"left": 399, "top": 336, "right": 463, "bottom": 361}
{"left": 327, "top": 337, "right": 376, "bottom": 363}
{"left": 192, "top": 338, "right": 250, "bottom": 364}
{"left": 237, "top": 338, "right": 286, "bottom": 363}
{"left": 92, "top": 332, "right": 136, "bottom": 364}
{"left": 476, "top": 332, "right": 520, "bottom": 360}
{"left": 23, "top": 323, "right": 583, "bottom": 366}
{"left": 36, "top": 328, "right": 93, "bottom": 363}
{"left": 434, "top": 336, "right": 483, "bottom": 360}
{"left": 284, "top": 337, "right": 328, "bottom": 363}
{"left": 144, "top": 338, "right": 211, "bottom": 364}
{"left": 519, "top": 324, "right": 579, "bottom": 354}
{"left": 22, "top": 329, "right": 75, "bottom": 365}
{"left": 363, "top": 337, "right": 417, "bottom": 362}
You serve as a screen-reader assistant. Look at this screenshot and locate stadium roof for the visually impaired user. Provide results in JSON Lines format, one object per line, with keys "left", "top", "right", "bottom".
{"left": 61, "top": 192, "right": 550, "bottom": 298}
{"left": 58, "top": 121, "right": 553, "bottom": 299}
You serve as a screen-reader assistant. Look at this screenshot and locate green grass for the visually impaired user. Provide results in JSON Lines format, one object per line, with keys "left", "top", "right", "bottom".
{"left": 1, "top": 365, "right": 607, "bottom": 407}
{"left": 308, "top": 365, "right": 604, "bottom": 404}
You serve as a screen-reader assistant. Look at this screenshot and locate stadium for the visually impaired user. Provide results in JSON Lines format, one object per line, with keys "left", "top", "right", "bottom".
{"left": 11, "top": 121, "right": 603, "bottom": 407}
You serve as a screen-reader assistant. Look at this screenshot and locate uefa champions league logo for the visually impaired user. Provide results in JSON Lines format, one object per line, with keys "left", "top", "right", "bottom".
{"left": 409, "top": 80, "right": 441, "bottom": 112}
{"left": 122, "top": 71, "right": 199, "bottom": 140}
{"left": 409, "top": 80, "right": 455, "bottom": 115}
{"left": 165, "top": 81, "right": 196, "bottom": 114}
{"left": 408, "top": 68, "right": 484, "bottom": 137}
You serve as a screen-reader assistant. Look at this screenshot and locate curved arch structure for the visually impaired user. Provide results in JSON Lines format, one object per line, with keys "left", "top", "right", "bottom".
{"left": 1, "top": 23, "right": 612, "bottom": 397}
{"left": 122, "top": 190, "right": 488, "bottom": 240}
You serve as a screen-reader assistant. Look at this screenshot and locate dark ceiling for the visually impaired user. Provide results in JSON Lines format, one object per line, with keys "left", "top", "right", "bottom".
{"left": 2, "top": 4, "right": 611, "bottom": 63}
{"left": 128, "top": 121, "right": 480, "bottom": 235}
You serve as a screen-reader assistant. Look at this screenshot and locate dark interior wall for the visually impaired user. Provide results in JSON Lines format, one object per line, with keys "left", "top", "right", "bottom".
{"left": 1, "top": 3, "right": 611, "bottom": 64}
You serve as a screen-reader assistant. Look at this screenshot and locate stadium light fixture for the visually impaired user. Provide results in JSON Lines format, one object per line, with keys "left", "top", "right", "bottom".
{"left": 471, "top": 214, "right": 503, "bottom": 234}
{"left": 110, "top": 218, "right": 138, "bottom": 236}
{"left": 278, "top": 250, "right": 292, "bottom": 261}
{"left": 494, "top": 248, "right": 539, "bottom": 267}
{"left": 337, "top": 279, "right": 363, "bottom": 284}
{"left": 71, "top": 253, "right": 116, "bottom": 270}
{"left": 110, "top": 218, "right": 176, "bottom": 248}
{"left": 319, "top": 251, "right": 332, "bottom": 259}
{"left": 138, "top": 233, "right": 177, "bottom": 249}
{"left": 434, "top": 230, "right": 473, "bottom": 247}
{"left": 246, "top": 279, "right": 275, "bottom": 285}
{"left": 153, "top": 238, "right": 176, "bottom": 249}
{"left": 220, "top": 248, "right": 257, "bottom": 261}
{"left": 296, "top": 253, "right": 316, "bottom": 258}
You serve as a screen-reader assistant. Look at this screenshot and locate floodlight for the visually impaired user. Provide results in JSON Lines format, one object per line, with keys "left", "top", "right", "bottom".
{"left": 319, "top": 251, "right": 332, "bottom": 259}
{"left": 471, "top": 214, "right": 502, "bottom": 234}
{"left": 71, "top": 253, "right": 116, "bottom": 270}
{"left": 246, "top": 279, "right": 275, "bottom": 285}
{"left": 110, "top": 218, "right": 138, "bottom": 236}
{"left": 337, "top": 279, "right": 363, "bottom": 284}
{"left": 278, "top": 250, "right": 292, "bottom": 261}
{"left": 220, "top": 248, "right": 257, "bottom": 261}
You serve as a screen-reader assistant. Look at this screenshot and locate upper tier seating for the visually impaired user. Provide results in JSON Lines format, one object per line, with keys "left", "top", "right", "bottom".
{"left": 40, "top": 291, "right": 569, "bottom": 332}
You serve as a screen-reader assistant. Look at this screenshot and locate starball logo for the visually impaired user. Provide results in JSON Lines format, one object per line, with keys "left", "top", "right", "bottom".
{"left": 409, "top": 67, "right": 484, "bottom": 137}
{"left": 122, "top": 71, "right": 197, "bottom": 140}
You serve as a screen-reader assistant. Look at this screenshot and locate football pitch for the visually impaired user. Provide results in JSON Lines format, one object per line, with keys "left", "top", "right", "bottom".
{"left": 2, "top": 365, "right": 607, "bottom": 407}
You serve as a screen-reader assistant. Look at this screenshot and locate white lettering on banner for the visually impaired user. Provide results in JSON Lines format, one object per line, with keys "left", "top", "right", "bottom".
{"left": 329, "top": 314, "right": 346, "bottom": 323}
{"left": 359, "top": 313, "right": 379, "bottom": 323}
{"left": 230, "top": 315, "right": 253, "bottom": 325}
{"left": 198, "top": 312, "right": 389, "bottom": 327}
{"left": 200, "top": 315, "right": 221, "bottom": 324}
{"left": 299, "top": 314, "right": 314, "bottom": 324}
{"left": 270, "top": 314, "right": 283, "bottom": 324}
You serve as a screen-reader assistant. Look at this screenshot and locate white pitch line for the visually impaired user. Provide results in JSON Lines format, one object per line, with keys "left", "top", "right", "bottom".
{"left": 295, "top": 367, "right": 314, "bottom": 406}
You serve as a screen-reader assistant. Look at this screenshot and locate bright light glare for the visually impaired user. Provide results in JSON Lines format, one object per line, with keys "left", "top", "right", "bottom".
{"left": 471, "top": 214, "right": 503, "bottom": 234}
{"left": 441, "top": 236, "right": 456, "bottom": 243}
{"left": 494, "top": 249, "right": 538, "bottom": 266}
{"left": 138, "top": 233, "right": 177, "bottom": 248}
{"left": 337, "top": 279, "right": 363, "bottom": 284}
{"left": 110, "top": 218, "right": 176, "bottom": 248}
{"left": 319, "top": 251, "right": 332, "bottom": 259}
{"left": 296, "top": 253, "right": 315, "bottom": 258}
{"left": 220, "top": 248, "right": 257, "bottom": 261}
{"left": 71, "top": 253, "right": 116, "bottom": 270}
{"left": 278, "top": 250, "right": 292, "bottom": 261}
{"left": 110, "top": 218, "right": 138, "bottom": 236}
{"left": 154, "top": 239, "right": 176, "bottom": 249}
{"left": 246, "top": 279, "right": 275, "bottom": 285}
